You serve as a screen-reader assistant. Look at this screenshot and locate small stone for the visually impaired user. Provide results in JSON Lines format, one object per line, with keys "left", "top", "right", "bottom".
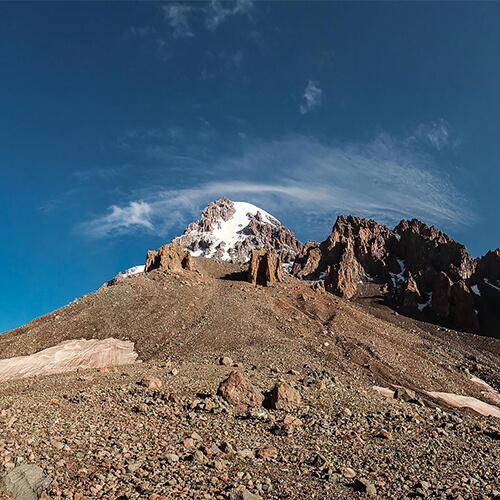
{"left": 220, "top": 442, "right": 236, "bottom": 454}
{"left": 310, "top": 380, "right": 327, "bottom": 390}
{"left": 191, "top": 431, "right": 203, "bottom": 441}
{"left": 183, "top": 438, "right": 195, "bottom": 448}
{"left": 219, "top": 356, "right": 234, "bottom": 366}
{"left": 237, "top": 449, "right": 255, "bottom": 459}
{"left": 310, "top": 453, "right": 328, "bottom": 468}
{"left": 170, "top": 368, "right": 179, "bottom": 376}
{"left": 283, "top": 415, "right": 302, "bottom": 426}
{"left": 272, "top": 424, "right": 293, "bottom": 436}
{"left": 227, "top": 488, "right": 261, "bottom": 500}
{"left": 376, "top": 429, "right": 392, "bottom": 440}
{"left": 140, "top": 376, "right": 162, "bottom": 390}
{"left": 165, "top": 453, "right": 179, "bottom": 463}
{"left": 353, "top": 478, "right": 377, "bottom": 496}
{"left": 256, "top": 445, "right": 278, "bottom": 459}
{"left": 341, "top": 467, "right": 356, "bottom": 479}
{"left": 136, "top": 403, "right": 148, "bottom": 413}
{"left": 192, "top": 450, "right": 207, "bottom": 463}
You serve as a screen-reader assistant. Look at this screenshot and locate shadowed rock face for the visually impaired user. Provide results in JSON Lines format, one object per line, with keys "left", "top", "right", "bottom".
{"left": 293, "top": 215, "right": 499, "bottom": 336}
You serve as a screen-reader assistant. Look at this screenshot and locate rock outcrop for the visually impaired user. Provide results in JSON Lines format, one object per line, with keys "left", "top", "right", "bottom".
{"left": 174, "top": 197, "right": 303, "bottom": 263}
{"left": 248, "top": 249, "right": 283, "bottom": 286}
{"left": 145, "top": 242, "right": 194, "bottom": 273}
{"left": 292, "top": 215, "right": 490, "bottom": 334}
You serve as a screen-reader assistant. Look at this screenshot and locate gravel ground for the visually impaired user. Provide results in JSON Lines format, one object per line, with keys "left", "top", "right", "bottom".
{"left": 0, "top": 259, "right": 499, "bottom": 499}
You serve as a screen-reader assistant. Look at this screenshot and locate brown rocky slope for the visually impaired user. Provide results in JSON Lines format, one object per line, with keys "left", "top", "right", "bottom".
{"left": 0, "top": 258, "right": 499, "bottom": 499}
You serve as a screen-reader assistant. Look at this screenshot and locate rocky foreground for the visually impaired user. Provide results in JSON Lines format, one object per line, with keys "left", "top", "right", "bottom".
{"left": 0, "top": 257, "right": 499, "bottom": 499}
{"left": 0, "top": 358, "right": 499, "bottom": 500}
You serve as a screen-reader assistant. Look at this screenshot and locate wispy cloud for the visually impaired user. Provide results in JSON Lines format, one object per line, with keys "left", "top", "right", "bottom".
{"left": 300, "top": 81, "right": 322, "bottom": 114}
{"left": 78, "top": 132, "right": 475, "bottom": 240}
{"left": 163, "top": 4, "right": 194, "bottom": 39}
{"left": 411, "top": 119, "right": 457, "bottom": 151}
{"left": 205, "top": 0, "right": 254, "bottom": 31}
{"left": 160, "top": 0, "right": 253, "bottom": 40}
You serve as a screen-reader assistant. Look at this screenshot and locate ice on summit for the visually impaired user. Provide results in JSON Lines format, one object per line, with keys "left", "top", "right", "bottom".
{"left": 182, "top": 201, "right": 278, "bottom": 261}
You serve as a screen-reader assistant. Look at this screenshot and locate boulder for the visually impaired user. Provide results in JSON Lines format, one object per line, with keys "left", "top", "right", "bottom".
{"left": 1, "top": 464, "right": 52, "bottom": 500}
{"left": 145, "top": 242, "right": 194, "bottom": 273}
{"left": 268, "top": 381, "right": 301, "bottom": 411}
{"left": 247, "top": 249, "right": 283, "bottom": 286}
{"left": 217, "top": 371, "right": 263, "bottom": 408}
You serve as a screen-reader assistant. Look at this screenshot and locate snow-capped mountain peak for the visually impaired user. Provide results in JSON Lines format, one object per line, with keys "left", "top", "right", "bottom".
{"left": 174, "top": 197, "right": 302, "bottom": 263}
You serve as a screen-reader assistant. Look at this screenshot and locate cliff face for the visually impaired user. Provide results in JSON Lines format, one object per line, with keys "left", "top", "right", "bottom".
{"left": 293, "top": 215, "right": 499, "bottom": 336}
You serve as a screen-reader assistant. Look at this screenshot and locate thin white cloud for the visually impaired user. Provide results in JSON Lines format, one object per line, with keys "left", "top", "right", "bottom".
{"left": 412, "top": 119, "right": 454, "bottom": 151}
{"left": 300, "top": 81, "right": 322, "bottom": 114}
{"left": 163, "top": 4, "right": 194, "bottom": 39}
{"left": 205, "top": 0, "right": 253, "bottom": 31}
{"left": 79, "top": 201, "right": 153, "bottom": 238}
{"left": 161, "top": 0, "right": 253, "bottom": 40}
{"left": 78, "top": 133, "right": 475, "bottom": 240}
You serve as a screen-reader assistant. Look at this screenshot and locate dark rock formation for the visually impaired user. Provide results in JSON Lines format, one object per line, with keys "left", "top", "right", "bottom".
{"left": 450, "top": 280, "right": 479, "bottom": 333}
{"left": 248, "top": 249, "right": 283, "bottom": 286}
{"left": 292, "top": 214, "right": 490, "bottom": 334}
{"left": 432, "top": 271, "right": 453, "bottom": 319}
{"left": 145, "top": 242, "right": 194, "bottom": 273}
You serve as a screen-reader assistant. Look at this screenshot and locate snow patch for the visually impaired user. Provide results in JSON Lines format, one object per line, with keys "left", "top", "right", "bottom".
{"left": 484, "top": 278, "right": 500, "bottom": 292}
{"left": 417, "top": 292, "right": 433, "bottom": 312}
{"left": 389, "top": 259, "right": 406, "bottom": 290}
{"left": 0, "top": 339, "right": 138, "bottom": 383}
{"left": 117, "top": 265, "right": 145, "bottom": 279}
{"left": 426, "top": 390, "right": 500, "bottom": 418}
{"left": 470, "top": 284, "right": 481, "bottom": 296}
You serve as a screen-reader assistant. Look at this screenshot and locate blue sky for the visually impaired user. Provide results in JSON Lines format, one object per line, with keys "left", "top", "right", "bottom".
{"left": 1, "top": 1, "right": 499, "bottom": 333}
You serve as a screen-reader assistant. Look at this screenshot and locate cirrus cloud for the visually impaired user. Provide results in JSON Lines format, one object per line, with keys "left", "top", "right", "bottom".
{"left": 300, "top": 81, "right": 322, "bottom": 114}
{"left": 77, "top": 132, "right": 475, "bottom": 241}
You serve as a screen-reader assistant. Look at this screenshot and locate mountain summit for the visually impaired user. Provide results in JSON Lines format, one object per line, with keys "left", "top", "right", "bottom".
{"left": 174, "top": 197, "right": 302, "bottom": 263}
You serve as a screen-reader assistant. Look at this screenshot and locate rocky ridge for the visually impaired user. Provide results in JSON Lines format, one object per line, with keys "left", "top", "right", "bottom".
{"left": 292, "top": 215, "right": 500, "bottom": 336}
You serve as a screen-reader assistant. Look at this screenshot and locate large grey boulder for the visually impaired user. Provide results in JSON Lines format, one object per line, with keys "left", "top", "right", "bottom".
{"left": 1, "top": 464, "right": 52, "bottom": 500}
